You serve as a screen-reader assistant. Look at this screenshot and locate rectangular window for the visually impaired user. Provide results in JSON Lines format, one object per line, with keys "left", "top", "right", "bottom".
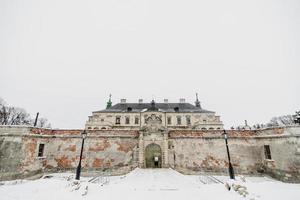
{"left": 177, "top": 116, "right": 181, "bottom": 125}
{"left": 116, "top": 116, "right": 121, "bottom": 125}
{"left": 186, "top": 116, "right": 191, "bottom": 125}
{"left": 135, "top": 117, "right": 139, "bottom": 124}
{"left": 167, "top": 117, "right": 172, "bottom": 125}
{"left": 38, "top": 144, "right": 45, "bottom": 157}
{"left": 264, "top": 145, "right": 272, "bottom": 159}
{"left": 125, "top": 117, "right": 130, "bottom": 124}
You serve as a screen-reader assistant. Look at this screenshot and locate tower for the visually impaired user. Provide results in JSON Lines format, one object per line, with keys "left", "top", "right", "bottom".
{"left": 106, "top": 94, "right": 112, "bottom": 109}
{"left": 195, "top": 93, "right": 201, "bottom": 108}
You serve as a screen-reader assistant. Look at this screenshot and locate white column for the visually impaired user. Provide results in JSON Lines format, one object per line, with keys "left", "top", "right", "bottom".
{"left": 163, "top": 132, "right": 169, "bottom": 167}
{"left": 138, "top": 133, "right": 144, "bottom": 168}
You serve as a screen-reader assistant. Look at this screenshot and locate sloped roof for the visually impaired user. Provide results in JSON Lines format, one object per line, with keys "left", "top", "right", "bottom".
{"left": 94, "top": 102, "right": 214, "bottom": 113}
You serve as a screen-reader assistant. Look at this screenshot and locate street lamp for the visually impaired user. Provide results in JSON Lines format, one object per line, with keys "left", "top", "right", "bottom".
{"left": 223, "top": 130, "right": 235, "bottom": 179}
{"left": 293, "top": 111, "right": 300, "bottom": 125}
{"left": 75, "top": 129, "right": 87, "bottom": 180}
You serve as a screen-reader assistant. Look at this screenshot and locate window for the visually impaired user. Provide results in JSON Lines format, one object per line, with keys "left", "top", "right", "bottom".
{"left": 177, "top": 116, "right": 181, "bottom": 125}
{"left": 38, "top": 144, "right": 45, "bottom": 157}
{"left": 264, "top": 145, "right": 272, "bottom": 159}
{"left": 125, "top": 117, "right": 130, "bottom": 124}
{"left": 135, "top": 117, "right": 139, "bottom": 124}
{"left": 186, "top": 116, "right": 191, "bottom": 125}
{"left": 167, "top": 117, "right": 172, "bottom": 125}
{"left": 116, "top": 116, "right": 121, "bottom": 125}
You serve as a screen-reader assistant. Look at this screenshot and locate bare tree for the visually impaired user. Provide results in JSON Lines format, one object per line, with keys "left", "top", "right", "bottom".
{"left": 36, "top": 117, "right": 51, "bottom": 128}
{"left": 266, "top": 115, "right": 295, "bottom": 127}
{"left": 0, "top": 97, "right": 51, "bottom": 127}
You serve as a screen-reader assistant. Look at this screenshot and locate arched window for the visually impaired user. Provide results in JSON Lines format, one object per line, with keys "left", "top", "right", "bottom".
{"left": 176, "top": 116, "right": 182, "bottom": 125}
{"left": 125, "top": 116, "right": 130, "bottom": 124}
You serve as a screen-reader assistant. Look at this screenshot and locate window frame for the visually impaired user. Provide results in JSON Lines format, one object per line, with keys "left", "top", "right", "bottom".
{"left": 186, "top": 116, "right": 191, "bottom": 125}
{"left": 37, "top": 143, "right": 45, "bottom": 157}
{"left": 177, "top": 116, "right": 182, "bottom": 125}
{"left": 264, "top": 145, "right": 272, "bottom": 160}
{"left": 125, "top": 116, "right": 130, "bottom": 124}
{"left": 115, "top": 116, "right": 121, "bottom": 125}
{"left": 134, "top": 117, "right": 139, "bottom": 125}
{"left": 167, "top": 116, "right": 172, "bottom": 125}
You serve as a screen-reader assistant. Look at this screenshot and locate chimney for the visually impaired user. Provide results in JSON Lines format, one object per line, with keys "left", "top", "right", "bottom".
{"left": 138, "top": 99, "right": 143, "bottom": 103}
{"left": 120, "top": 99, "right": 126, "bottom": 103}
{"left": 179, "top": 98, "right": 185, "bottom": 103}
{"left": 164, "top": 99, "right": 168, "bottom": 103}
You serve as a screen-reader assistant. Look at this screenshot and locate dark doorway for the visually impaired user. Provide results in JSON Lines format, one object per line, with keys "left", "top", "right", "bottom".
{"left": 145, "top": 143, "right": 162, "bottom": 168}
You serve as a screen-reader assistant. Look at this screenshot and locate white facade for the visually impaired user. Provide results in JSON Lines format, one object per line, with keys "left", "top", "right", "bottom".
{"left": 85, "top": 99, "right": 223, "bottom": 131}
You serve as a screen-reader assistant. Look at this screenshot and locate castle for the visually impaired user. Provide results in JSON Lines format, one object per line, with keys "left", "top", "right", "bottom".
{"left": 85, "top": 95, "right": 223, "bottom": 131}
{"left": 0, "top": 97, "right": 299, "bottom": 183}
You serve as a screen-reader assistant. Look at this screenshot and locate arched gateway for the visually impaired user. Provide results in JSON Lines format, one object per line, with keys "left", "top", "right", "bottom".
{"left": 145, "top": 143, "right": 162, "bottom": 168}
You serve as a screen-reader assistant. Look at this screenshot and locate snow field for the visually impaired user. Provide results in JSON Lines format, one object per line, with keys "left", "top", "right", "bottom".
{"left": 0, "top": 168, "right": 299, "bottom": 200}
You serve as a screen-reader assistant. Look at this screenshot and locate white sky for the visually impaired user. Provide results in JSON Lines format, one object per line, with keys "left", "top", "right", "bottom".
{"left": 0, "top": 0, "right": 299, "bottom": 129}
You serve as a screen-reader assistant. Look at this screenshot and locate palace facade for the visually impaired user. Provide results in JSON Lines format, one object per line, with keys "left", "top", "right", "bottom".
{"left": 85, "top": 95, "right": 223, "bottom": 131}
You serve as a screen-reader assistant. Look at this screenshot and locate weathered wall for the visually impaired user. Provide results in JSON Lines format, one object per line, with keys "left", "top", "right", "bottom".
{"left": 0, "top": 126, "right": 27, "bottom": 180}
{"left": 0, "top": 126, "right": 139, "bottom": 181}
{"left": 168, "top": 127, "right": 300, "bottom": 182}
{"left": 1, "top": 125, "right": 299, "bottom": 182}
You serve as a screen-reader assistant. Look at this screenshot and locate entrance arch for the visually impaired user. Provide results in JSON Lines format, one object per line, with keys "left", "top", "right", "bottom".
{"left": 145, "top": 143, "right": 162, "bottom": 168}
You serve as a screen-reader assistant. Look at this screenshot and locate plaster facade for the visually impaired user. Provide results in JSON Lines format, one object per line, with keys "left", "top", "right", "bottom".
{"left": 1, "top": 125, "right": 300, "bottom": 182}
{"left": 85, "top": 99, "right": 223, "bottom": 130}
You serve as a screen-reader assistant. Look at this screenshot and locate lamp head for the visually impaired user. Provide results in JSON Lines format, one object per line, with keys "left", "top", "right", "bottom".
{"left": 82, "top": 129, "right": 87, "bottom": 139}
{"left": 223, "top": 129, "right": 228, "bottom": 139}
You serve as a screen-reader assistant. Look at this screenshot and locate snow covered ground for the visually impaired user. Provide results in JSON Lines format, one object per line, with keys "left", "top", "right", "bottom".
{"left": 0, "top": 168, "right": 299, "bottom": 200}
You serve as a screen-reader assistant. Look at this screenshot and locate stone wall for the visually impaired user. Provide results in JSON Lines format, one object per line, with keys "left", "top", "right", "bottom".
{"left": 0, "top": 125, "right": 299, "bottom": 182}
{"left": 168, "top": 127, "right": 300, "bottom": 182}
{"left": 0, "top": 126, "right": 139, "bottom": 181}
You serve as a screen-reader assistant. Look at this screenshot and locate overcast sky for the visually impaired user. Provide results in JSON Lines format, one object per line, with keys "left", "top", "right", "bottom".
{"left": 0, "top": 0, "right": 299, "bottom": 129}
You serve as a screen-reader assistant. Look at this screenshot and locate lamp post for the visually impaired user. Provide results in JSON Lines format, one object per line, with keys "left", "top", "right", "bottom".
{"left": 223, "top": 130, "right": 235, "bottom": 179}
{"left": 293, "top": 111, "right": 300, "bottom": 125}
{"left": 75, "top": 130, "right": 87, "bottom": 180}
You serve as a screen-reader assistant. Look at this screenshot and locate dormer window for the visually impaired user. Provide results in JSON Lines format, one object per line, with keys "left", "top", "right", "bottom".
{"left": 174, "top": 107, "right": 179, "bottom": 112}
{"left": 127, "top": 107, "right": 132, "bottom": 112}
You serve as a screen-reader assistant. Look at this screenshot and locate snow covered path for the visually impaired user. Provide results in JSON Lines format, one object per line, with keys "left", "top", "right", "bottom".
{"left": 0, "top": 168, "right": 300, "bottom": 200}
